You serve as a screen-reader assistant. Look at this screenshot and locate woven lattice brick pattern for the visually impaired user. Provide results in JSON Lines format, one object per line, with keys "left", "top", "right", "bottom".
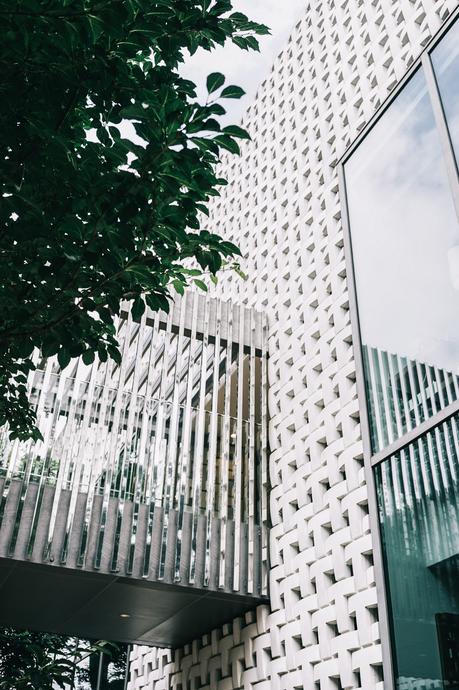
{"left": 128, "top": 0, "right": 457, "bottom": 688}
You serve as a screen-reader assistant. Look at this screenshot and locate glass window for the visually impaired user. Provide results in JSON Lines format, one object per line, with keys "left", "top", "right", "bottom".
{"left": 345, "top": 68, "right": 459, "bottom": 453}
{"left": 431, "top": 18, "right": 459, "bottom": 166}
{"left": 375, "top": 414, "right": 459, "bottom": 690}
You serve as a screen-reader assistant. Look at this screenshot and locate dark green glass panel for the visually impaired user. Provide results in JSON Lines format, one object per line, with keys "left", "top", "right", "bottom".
{"left": 376, "top": 415, "right": 459, "bottom": 689}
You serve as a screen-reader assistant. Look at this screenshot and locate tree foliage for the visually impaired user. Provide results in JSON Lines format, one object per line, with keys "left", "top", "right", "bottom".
{"left": 0, "top": 0, "right": 269, "bottom": 440}
{"left": 77, "top": 644, "right": 127, "bottom": 690}
{"left": 0, "top": 628, "right": 123, "bottom": 690}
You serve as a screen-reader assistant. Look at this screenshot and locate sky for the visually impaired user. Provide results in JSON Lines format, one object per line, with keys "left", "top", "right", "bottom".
{"left": 180, "top": 0, "right": 307, "bottom": 124}
{"left": 113, "top": 2, "right": 306, "bottom": 150}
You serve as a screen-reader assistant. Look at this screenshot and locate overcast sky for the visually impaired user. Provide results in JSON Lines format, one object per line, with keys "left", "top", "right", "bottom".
{"left": 114, "top": 3, "right": 306, "bottom": 148}
{"left": 180, "top": 0, "right": 307, "bottom": 124}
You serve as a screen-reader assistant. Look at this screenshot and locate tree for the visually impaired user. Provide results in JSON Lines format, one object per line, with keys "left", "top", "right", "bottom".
{"left": 77, "top": 645, "right": 127, "bottom": 690}
{"left": 0, "top": 628, "right": 122, "bottom": 690}
{"left": 0, "top": 0, "right": 269, "bottom": 441}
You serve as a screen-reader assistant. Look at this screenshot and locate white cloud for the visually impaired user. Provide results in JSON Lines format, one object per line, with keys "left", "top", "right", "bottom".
{"left": 346, "top": 76, "right": 459, "bottom": 374}
{"left": 180, "top": 0, "right": 307, "bottom": 124}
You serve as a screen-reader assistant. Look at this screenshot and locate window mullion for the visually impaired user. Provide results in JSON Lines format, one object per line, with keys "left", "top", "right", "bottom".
{"left": 370, "top": 397, "right": 459, "bottom": 469}
{"left": 422, "top": 51, "right": 459, "bottom": 223}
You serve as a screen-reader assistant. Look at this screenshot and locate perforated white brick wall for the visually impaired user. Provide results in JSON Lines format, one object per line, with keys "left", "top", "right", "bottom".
{"left": 128, "top": 1, "right": 458, "bottom": 688}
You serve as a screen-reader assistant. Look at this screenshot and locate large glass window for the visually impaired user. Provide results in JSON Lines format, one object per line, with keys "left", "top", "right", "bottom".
{"left": 431, "top": 18, "right": 459, "bottom": 166}
{"left": 343, "top": 14, "right": 459, "bottom": 690}
{"left": 345, "top": 68, "right": 459, "bottom": 454}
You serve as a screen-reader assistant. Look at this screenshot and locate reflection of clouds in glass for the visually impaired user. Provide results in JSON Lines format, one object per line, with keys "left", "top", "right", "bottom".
{"left": 345, "top": 69, "right": 459, "bottom": 376}
{"left": 432, "top": 18, "right": 459, "bottom": 161}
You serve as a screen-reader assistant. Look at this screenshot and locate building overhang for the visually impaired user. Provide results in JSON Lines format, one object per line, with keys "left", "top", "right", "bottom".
{"left": 0, "top": 557, "right": 266, "bottom": 647}
{"left": 0, "top": 293, "right": 269, "bottom": 646}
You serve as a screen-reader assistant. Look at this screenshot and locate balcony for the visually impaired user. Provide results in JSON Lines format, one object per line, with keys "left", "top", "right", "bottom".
{"left": 0, "top": 293, "right": 268, "bottom": 647}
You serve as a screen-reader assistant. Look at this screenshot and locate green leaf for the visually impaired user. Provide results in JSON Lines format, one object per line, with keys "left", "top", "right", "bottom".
{"left": 131, "top": 296, "right": 145, "bottom": 321}
{"left": 82, "top": 349, "right": 95, "bottom": 365}
{"left": 245, "top": 35, "right": 261, "bottom": 50}
{"left": 220, "top": 85, "right": 246, "bottom": 99}
{"left": 222, "top": 125, "right": 251, "bottom": 140}
{"left": 145, "top": 292, "right": 170, "bottom": 313}
{"left": 207, "top": 103, "right": 226, "bottom": 116}
{"left": 206, "top": 72, "right": 225, "bottom": 94}
{"left": 229, "top": 11, "right": 250, "bottom": 21}
{"left": 220, "top": 240, "right": 242, "bottom": 256}
{"left": 57, "top": 349, "right": 71, "bottom": 370}
{"left": 182, "top": 268, "right": 203, "bottom": 276}
{"left": 213, "top": 135, "right": 240, "bottom": 155}
{"left": 231, "top": 261, "right": 248, "bottom": 280}
{"left": 232, "top": 36, "right": 248, "bottom": 50}
{"left": 193, "top": 279, "right": 208, "bottom": 292}
{"left": 173, "top": 279, "right": 185, "bottom": 295}
{"left": 98, "top": 348, "right": 108, "bottom": 363}
{"left": 15, "top": 339, "right": 34, "bottom": 359}
{"left": 107, "top": 344, "right": 122, "bottom": 365}
{"left": 41, "top": 337, "right": 59, "bottom": 358}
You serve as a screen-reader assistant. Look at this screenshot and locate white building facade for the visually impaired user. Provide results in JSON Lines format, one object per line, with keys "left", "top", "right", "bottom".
{"left": 129, "top": 1, "right": 459, "bottom": 689}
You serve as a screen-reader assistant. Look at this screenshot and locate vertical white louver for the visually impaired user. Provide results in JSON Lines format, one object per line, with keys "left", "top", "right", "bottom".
{"left": 0, "top": 292, "right": 268, "bottom": 599}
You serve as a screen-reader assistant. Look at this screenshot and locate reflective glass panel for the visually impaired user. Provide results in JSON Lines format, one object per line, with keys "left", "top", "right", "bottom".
{"left": 431, "top": 18, "right": 459, "bottom": 165}
{"left": 376, "top": 415, "right": 459, "bottom": 690}
{"left": 345, "top": 69, "right": 459, "bottom": 453}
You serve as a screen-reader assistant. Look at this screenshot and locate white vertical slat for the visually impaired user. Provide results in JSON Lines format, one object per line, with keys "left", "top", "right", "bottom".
{"left": 141, "top": 312, "right": 161, "bottom": 508}
{"left": 133, "top": 313, "right": 162, "bottom": 575}
{"left": 173, "top": 292, "right": 200, "bottom": 583}
{"left": 163, "top": 297, "right": 187, "bottom": 582}
{"left": 90, "top": 312, "right": 133, "bottom": 568}
{"left": 157, "top": 301, "right": 182, "bottom": 578}
{"left": 184, "top": 296, "right": 207, "bottom": 582}
{"left": 204, "top": 298, "right": 222, "bottom": 586}
{"left": 153, "top": 307, "right": 175, "bottom": 508}
{"left": 172, "top": 291, "right": 194, "bottom": 512}
{"left": 110, "top": 313, "right": 146, "bottom": 571}
{"left": 247, "top": 308, "right": 256, "bottom": 594}
{"left": 232, "top": 304, "right": 245, "bottom": 592}
{"left": 164, "top": 296, "right": 186, "bottom": 504}
{"left": 45, "top": 371, "right": 84, "bottom": 554}
{"left": 260, "top": 311, "right": 269, "bottom": 596}
{"left": 25, "top": 368, "right": 69, "bottom": 557}
{"left": 218, "top": 299, "right": 234, "bottom": 589}
{"left": 59, "top": 362, "right": 99, "bottom": 562}
{"left": 115, "top": 316, "right": 144, "bottom": 500}
{"left": 67, "top": 353, "right": 113, "bottom": 567}
{"left": 189, "top": 294, "right": 212, "bottom": 584}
